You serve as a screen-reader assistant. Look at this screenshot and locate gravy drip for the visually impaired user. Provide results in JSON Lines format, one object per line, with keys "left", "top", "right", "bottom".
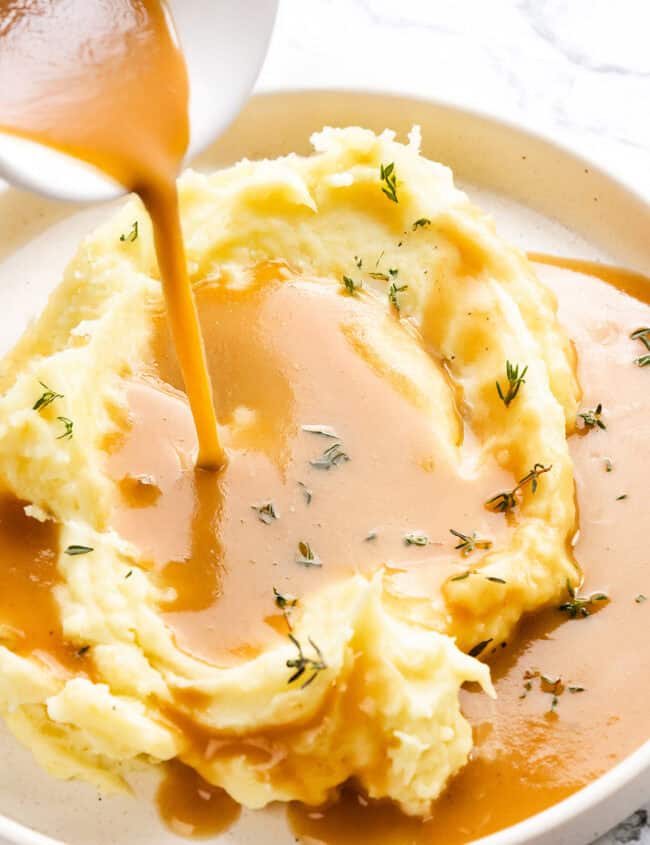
{"left": 0, "top": 0, "right": 223, "bottom": 467}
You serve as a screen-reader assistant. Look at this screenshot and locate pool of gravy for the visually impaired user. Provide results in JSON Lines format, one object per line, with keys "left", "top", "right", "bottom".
{"left": 0, "top": 0, "right": 223, "bottom": 467}
{"left": 287, "top": 256, "right": 650, "bottom": 844}
{"left": 109, "top": 266, "right": 513, "bottom": 665}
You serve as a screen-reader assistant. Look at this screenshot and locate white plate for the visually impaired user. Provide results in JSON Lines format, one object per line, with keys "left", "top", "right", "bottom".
{"left": 0, "top": 90, "right": 648, "bottom": 845}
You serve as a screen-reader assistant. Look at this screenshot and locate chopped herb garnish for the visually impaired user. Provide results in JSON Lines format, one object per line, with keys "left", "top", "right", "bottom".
{"left": 302, "top": 424, "right": 339, "bottom": 439}
{"left": 65, "top": 545, "right": 93, "bottom": 556}
{"left": 486, "top": 463, "right": 552, "bottom": 513}
{"left": 388, "top": 281, "right": 408, "bottom": 311}
{"left": 298, "top": 481, "right": 312, "bottom": 505}
{"left": 496, "top": 361, "right": 528, "bottom": 407}
{"left": 568, "top": 685, "right": 585, "bottom": 693}
{"left": 404, "top": 532, "right": 429, "bottom": 546}
{"left": 252, "top": 501, "right": 278, "bottom": 525}
{"left": 342, "top": 275, "right": 362, "bottom": 296}
{"left": 558, "top": 579, "right": 608, "bottom": 618}
{"left": 310, "top": 442, "right": 350, "bottom": 470}
{"left": 32, "top": 381, "right": 64, "bottom": 412}
{"left": 450, "top": 528, "right": 492, "bottom": 556}
{"left": 56, "top": 416, "right": 74, "bottom": 440}
{"left": 469, "top": 638, "right": 492, "bottom": 658}
{"left": 616, "top": 493, "right": 628, "bottom": 501}
{"left": 296, "top": 541, "right": 322, "bottom": 568}
{"left": 604, "top": 458, "right": 613, "bottom": 472}
{"left": 76, "top": 645, "right": 90, "bottom": 657}
{"left": 486, "top": 576, "right": 507, "bottom": 584}
{"left": 577, "top": 403, "right": 606, "bottom": 431}
{"left": 273, "top": 587, "right": 298, "bottom": 612}
{"left": 412, "top": 218, "right": 431, "bottom": 231}
{"left": 519, "top": 679, "right": 533, "bottom": 699}
{"left": 354, "top": 255, "right": 363, "bottom": 269}
{"left": 450, "top": 570, "right": 472, "bottom": 582}
{"left": 364, "top": 531, "right": 378, "bottom": 542}
{"left": 120, "top": 220, "right": 138, "bottom": 243}
{"left": 635, "top": 594, "right": 647, "bottom": 604}
{"left": 125, "top": 570, "right": 133, "bottom": 579}
{"left": 369, "top": 271, "right": 390, "bottom": 281}
{"left": 630, "top": 328, "right": 650, "bottom": 365}
{"left": 286, "top": 634, "right": 327, "bottom": 688}
{"left": 379, "top": 162, "right": 398, "bottom": 203}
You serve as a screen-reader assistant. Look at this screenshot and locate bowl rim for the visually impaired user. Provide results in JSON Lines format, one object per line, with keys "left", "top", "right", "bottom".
{"left": 0, "top": 87, "right": 648, "bottom": 845}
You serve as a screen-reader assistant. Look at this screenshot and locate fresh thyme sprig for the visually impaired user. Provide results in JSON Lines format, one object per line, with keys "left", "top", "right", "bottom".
{"left": 558, "top": 579, "right": 608, "bottom": 618}
{"left": 496, "top": 361, "right": 528, "bottom": 407}
{"left": 449, "top": 529, "right": 492, "bottom": 556}
{"left": 577, "top": 403, "right": 606, "bottom": 431}
{"left": 252, "top": 502, "right": 278, "bottom": 525}
{"left": 298, "top": 481, "right": 312, "bottom": 505}
{"left": 380, "top": 162, "right": 398, "bottom": 203}
{"left": 32, "top": 381, "right": 63, "bottom": 412}
{"left": 286, "top": 634, "right": 327, "bottom": 688}
{"left": 56, "top": 416, "right": 74, "bottom": 440}
{"left": 486, "top": 462, "right": 552, "bottom": 513}
{"left": 119, "top": 221, "right": 138, "bottom": 243}
{"left": 342, "top": 275, "right": 362, "bottom": 296}
{"left": 310, "top": 441, "right": 350, "bottom": 470}
{"left": 296, "top": 541, "right": 322, "bottom": 567}
{"left": 630, "top": 327, "right": 650, "bottom": 366}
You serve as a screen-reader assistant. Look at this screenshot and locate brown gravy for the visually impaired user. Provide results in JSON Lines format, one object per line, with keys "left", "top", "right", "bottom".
{"left": 0, "top": 493, "right": 87, "bottom": 673}
{"left": 287, "top": 255, "right": 650, "bottom": 844}
{"left": 0, "top": 0, "right": 223, "bottom": 468}
{"left": 109, "top": 267, "right": 512, "bottom": 665}
{"left": 156, "top": 759, "right": 241, "bottom": 839}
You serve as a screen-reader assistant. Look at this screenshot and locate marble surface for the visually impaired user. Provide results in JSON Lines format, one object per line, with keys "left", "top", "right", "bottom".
{"left": 258, "top": 2, "right": 650, "bottom": 844}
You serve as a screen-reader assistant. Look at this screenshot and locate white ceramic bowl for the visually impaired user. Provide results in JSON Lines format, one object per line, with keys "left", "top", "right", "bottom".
{"left": 0, "top": 90, "right": 648, "bottom": 845}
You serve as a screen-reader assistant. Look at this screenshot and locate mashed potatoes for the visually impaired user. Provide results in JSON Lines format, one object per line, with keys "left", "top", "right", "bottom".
{"left": 0, "top": 127, "right": 580, "bottom": 814}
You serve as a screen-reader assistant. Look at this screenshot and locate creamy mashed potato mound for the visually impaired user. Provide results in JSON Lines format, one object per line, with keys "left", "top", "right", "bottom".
{"left": 0, "top": 127, "right": 580, "bottom": 814}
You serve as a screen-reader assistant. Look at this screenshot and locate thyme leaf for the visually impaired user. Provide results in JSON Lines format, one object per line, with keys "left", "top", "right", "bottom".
{"left": 577, "top": 403, "right": 606, "bottom": 431}
{"left": 468, "top": 638, "right": 492, "bottom": 658}
{"left": 309, "top": 442, "right": 350, "bottom": 470}
{"left": 252, "top": 501, "right": 278, "bottom": 525}
{"left": 32, "top": 381, "right": 63, "bottom": 412}
{"left": 380, "top": 161, "right": 398, "bottom": 203}
{"left": 286, "top": 633, "right": 327, "bottom": 688}
{"left": 302, "top": 424, "right": 339, "bottom": 439}
{"left": 496, "top": 361, "right": 528, "bottom": 407}
{"left": 486, "top": 463, "right": 552, "bottom": 513}
{"left": 119, "top": 220, "right": 139, "bottom": 243}
{"left": 412, "top": 218, "right": 431, "bottom": 230}
{"left": 449, "top": 528, "right": 492, "bottom": 556}
{"left": 56, "top": 416, "right": 74, "bottom": 440}
{"left": 342, "top": 275, "right": 362, "bottom": 295}
{"left": 296, "top": 541, "right": 322, "bottom": 568}
{"left": 298, "top": 481, "right": 312, "bottom": 505}
{"left": 64, "top": 545, "right": 94, "bottom": 556}
{"left": 558, "top": 579, "right": 608, "bottom": 618}
{"left": 388, "top": 281, "right": 408, "bottom": 311}
{"left": 404, "top": 531, "right": 429, "bottom": 546}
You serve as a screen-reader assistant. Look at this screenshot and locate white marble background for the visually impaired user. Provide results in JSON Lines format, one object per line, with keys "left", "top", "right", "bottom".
{"left": 258, "top": 2, "right": 650, "bottom": 843}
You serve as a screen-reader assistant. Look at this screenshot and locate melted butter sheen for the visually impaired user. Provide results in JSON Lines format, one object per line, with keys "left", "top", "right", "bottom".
{"left": 110, "top": 267, "right": 511, "bottom": 665}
